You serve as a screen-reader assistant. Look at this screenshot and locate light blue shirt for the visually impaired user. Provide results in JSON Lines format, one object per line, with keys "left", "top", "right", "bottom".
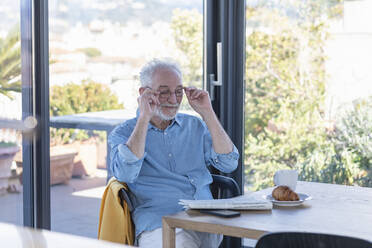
{"left": 108, "top": 112, "right": 239, "bottom": 237}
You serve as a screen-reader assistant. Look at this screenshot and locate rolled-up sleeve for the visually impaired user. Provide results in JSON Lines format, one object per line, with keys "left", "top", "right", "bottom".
{"left": 108, "top": 123, "right": 145, "bottom": 183}
{"left": 209, "top": 145, "right": 239, "bottom": 173}
{"left": 203, "top": 127, "right": 239, "bottom": 173}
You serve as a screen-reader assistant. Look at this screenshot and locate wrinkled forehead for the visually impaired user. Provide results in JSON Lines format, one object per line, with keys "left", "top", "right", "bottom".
{"left": 151, "top": 68, "right": 182, "bottom": 90}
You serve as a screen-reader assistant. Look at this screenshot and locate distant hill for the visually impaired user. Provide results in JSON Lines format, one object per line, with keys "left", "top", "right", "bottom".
{"left": 0, "top": 0, "right": 202, "bottom": 34}
{"left": 50, "top": 0, "right": 202, "bottom": 26}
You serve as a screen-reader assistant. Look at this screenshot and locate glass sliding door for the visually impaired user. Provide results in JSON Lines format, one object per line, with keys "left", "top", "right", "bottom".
{"left": 48, "top": 0, "right": 204, "bottom": 238}
{"left": 244, "top": 0, "right": 372, "bottom": 191}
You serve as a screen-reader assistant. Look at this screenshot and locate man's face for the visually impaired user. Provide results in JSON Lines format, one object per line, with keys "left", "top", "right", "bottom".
{"left": 151, "top": 68, "right": 183, "bottom": 120}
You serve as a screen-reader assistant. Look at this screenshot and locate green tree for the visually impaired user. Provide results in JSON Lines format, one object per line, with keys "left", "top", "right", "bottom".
{"left": 243, "top": 0, "right": 358, "bottom": 190}
{"left": 170, "top": 8, "right": 203, "bottom": 88}
{"left": 0, "top": 27, "right": 21, "bottom": 99}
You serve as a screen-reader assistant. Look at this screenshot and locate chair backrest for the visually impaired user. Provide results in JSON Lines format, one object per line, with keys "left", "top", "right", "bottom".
{"left": 210, "top": 174, "right": 241, "bottom": 199}
{"left": 255, "top": 232, "right": 372, "bottom": 248}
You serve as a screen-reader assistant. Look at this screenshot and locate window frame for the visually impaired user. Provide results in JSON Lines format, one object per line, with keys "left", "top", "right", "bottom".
{"left": 21, "top": 0, "right": 51, "bottom": 229}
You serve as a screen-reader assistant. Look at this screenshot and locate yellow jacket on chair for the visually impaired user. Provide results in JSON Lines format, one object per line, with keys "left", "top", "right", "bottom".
{"left": 98, "top": 177, "right": 135, "bottom": 245}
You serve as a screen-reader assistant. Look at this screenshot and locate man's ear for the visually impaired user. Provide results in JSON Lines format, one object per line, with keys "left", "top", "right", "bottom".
{"left": 139, "top": 87, "right": 145, "bottom": 95}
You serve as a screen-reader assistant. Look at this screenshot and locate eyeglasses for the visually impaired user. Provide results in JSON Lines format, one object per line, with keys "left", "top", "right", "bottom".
{"left": 146, "top": 86, "right": 184, "bottom": 100}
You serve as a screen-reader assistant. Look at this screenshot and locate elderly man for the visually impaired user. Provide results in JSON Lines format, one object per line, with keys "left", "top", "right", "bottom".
{"left": 109, "top": 58, "right": 239, "bottom": 247}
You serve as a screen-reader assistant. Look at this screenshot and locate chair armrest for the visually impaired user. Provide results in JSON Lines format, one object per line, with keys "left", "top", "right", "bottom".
{"left": 118, "top": 187, "right": 134, "bottom": 212}
{"left": 211, "top": 174, "right": 241, "bottom": 199}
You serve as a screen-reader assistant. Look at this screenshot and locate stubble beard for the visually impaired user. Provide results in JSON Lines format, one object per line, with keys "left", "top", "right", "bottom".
{"left": 155, "top": 104, "right": 180, "bottom": 121}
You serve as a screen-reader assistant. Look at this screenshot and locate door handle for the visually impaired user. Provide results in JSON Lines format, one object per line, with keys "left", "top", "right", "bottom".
{"left": 209, "top": 42, "right": 222, "bottom": 101}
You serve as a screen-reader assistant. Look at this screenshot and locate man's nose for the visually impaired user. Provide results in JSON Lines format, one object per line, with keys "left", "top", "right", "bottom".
{"left": 168, "top": 92, "right": 178, "bottom": 104}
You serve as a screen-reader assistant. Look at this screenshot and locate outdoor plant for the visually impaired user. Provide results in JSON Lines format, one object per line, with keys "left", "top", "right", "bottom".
{"left": 0, "top": 25, "right": 22, "bottom": 151}
{"left": 50, "top": 79, "right": 123, "bottom": 145}
{"left": 171, "top": 8, "right": 203, "bottom": 111}
{"left": 241, "top": 0, "right": 371, "bottom": 190}
{"left": 171, "top": 8, "right": 203, "bottom": 88}
{"left": 333, "top": 97, "right": 372, "bottom": 169}
{"left": 243, "top": 0, "right": 335, "bottom": 190}
{"left": 0, "top": 26, "right": 22, "bottom": 192}
{"left": 0, "top": 27, "right": 21, "bottom": 99}
{"left": 298, "top": 96, "right": 372, "bottom": 187}
{"left": 331, "top": 97, "right": 372, "bottom": 186}
{"left": 0, "top": 26, "right": 21, "bottom": 146}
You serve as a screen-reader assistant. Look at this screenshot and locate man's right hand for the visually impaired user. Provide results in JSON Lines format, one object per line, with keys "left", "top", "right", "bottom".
{"left": 138, "top": 87, "right": 160, "bottom": 121}
{"left": 127, "top": 88, "right": 159, "bottom": 159}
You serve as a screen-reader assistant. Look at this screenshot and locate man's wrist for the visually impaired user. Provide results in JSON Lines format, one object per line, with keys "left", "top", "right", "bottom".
{"left": 138, "top": 113, "right": 151, "bottom": 123}
{"left": 200, "top": 109, "right": 216, "bottom": 122}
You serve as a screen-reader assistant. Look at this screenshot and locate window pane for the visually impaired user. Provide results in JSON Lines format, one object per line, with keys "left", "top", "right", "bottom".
{"left": 0, "top": 0, "right": 23, "bottom": 226}
{"left": 49, "top": 0, "right": 203, "bottom": 238}
{"left": 244, "top": 0, "right": 371, "bottom": 192}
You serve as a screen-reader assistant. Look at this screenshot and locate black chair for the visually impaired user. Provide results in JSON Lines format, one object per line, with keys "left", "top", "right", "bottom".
{"left": 118, "top": 174, "right": 241, "bottom": 247}
{"left": 210, "top": 174, "right": 241, "bottom": 199}
{"left": 255, "top": 232, "right": 372, "bottom": 248}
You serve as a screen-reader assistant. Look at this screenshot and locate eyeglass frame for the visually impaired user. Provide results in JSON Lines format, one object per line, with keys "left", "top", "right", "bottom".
{"left": 145, "top": 86, "right": 184, "bottom": 100}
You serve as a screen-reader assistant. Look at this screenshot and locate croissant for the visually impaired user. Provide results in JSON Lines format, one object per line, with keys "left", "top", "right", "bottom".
{"left": 272, "top": 186, "right": 299, "bottom": 201}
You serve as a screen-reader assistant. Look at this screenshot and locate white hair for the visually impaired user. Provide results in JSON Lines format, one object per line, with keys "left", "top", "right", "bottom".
{"left": 139, "top": 58, "right": 182, "bottom": 87}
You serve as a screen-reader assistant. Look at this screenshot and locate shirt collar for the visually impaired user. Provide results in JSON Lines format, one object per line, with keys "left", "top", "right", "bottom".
{"left": 173, "top": 114, "right": 182, "bottom": 127}
{"left": 136, "top": 109, "right": 183, "bottom": 130}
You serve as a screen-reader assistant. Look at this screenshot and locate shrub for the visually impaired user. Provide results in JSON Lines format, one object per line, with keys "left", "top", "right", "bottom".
{"left": 0, "top": 27, "right": 21, "bottom": 99}
{"left": 331, "top": 97, "right": 372, "bottom": 186}
{"left": 247, "top": 96, "right": 372, "bottom": 190}
{"left": 244, "top": 2, "right": 331, "bottom": 190}
{"left": 50, "top": 80, "right": 123, "bottom": 145}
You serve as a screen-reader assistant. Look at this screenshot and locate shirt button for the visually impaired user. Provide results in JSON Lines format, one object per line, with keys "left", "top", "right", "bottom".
{"left": 164, "top": 132, "right": 167, "bottom": 135}
{"left": 215, "top": 159, "right": 219, "bottom": 163}
{"left": 190, "top": 179, "right": 194, "bottom": 183}
{"left": 169, "top": 153, "right": 172, "bottom": 157}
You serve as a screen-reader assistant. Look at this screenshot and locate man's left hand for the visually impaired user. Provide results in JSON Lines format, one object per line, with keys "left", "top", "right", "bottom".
{"left": 184, "top": 87, "right": 213, "bottom": 117}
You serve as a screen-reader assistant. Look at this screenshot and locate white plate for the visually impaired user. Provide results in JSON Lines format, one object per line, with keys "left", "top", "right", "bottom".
{"left": 263, "top": 193, "right": 312, "bottom": 207}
